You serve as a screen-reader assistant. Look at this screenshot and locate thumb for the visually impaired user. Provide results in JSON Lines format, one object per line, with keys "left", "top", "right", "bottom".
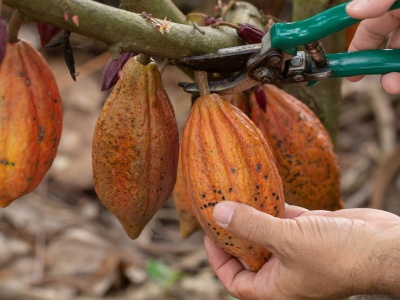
{"left": 346, "top": 0, "right": 396, "bottom": 19}
{"left": 213, "top": 201, "right": 292, "bottom": 252}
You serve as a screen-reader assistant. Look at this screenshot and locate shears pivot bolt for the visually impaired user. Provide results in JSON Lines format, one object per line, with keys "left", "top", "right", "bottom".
{"left": 252, "top": 67, "right": 279, "bottom": 83}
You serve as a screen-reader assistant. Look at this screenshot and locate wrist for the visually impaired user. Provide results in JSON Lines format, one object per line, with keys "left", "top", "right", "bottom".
{"left": 371, "top": 224, "right": 400, "bottom": 296}
{"left": 343, "top": 222, "right": 400, "bottom": 296}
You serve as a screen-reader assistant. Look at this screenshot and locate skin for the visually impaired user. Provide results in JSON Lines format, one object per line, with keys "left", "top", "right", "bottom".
{"left": 346, "top": 0, "right": 400, "bottom": 94}
{"left": 204, "top": 2, "right": 400, "bottom": 298}
{"left": 205, "top": 201, "right": 400, "bottom": 299}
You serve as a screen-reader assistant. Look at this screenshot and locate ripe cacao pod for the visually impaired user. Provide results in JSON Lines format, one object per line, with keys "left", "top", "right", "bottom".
{"left": 249, "top": 84, "right": 344, "bottom": 210}
{"left": 173, "top": 151, "right": 201, "bottom": 239}
{"left": 181, "top": 93, "right": 284, "bottom": 272}
{"left": 0, "top": 40, "right": 63, "bottom": 207}
{"left": 222, "top": 92, "right": 250, "bottom": 116}
{"left": 92, "top": 56, "right": 179, "bottom": 239}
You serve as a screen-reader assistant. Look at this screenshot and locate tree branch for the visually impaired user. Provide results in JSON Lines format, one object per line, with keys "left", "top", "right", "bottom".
{"left": 3, "top": 0, "right": 242, "bottom": 59}
{"left": 120, "top": 0, "right": 187, "bottom": 24}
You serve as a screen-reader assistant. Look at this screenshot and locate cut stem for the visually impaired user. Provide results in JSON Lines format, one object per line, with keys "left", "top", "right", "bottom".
{"left": 136, "top": 53, "right": 151, "bottom": 65}
{"left": 195, "top": 71, "right": 210, "bottom": 96}
{"left": 7, "top": 10, "right": 23, "bottom": 43}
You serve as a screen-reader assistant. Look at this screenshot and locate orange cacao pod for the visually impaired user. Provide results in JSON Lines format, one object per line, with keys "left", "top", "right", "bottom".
{"left": 92, "top": 56, "right": 179, "bottom": 239}
{"left": 173, "top": 151, "right": 201, "bottom": 239}
{"left": 0, "top": 40, "right": 63, "bottom": 207}
{"left": 249, "top": 84, "right": 343, "bottom": 210}
{"left": 181, "top": 93, "right": 284, "bottom": 272}
{"left": 222, "top": 92, "right": 250, "bottom": 116}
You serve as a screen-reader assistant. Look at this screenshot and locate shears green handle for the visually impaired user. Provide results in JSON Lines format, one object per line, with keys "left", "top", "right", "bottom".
{"left": 326, "top": 49, "right": 400, "bottom": 77}
{"left": 270, "top": 0, "right": 400, "bottom": 55}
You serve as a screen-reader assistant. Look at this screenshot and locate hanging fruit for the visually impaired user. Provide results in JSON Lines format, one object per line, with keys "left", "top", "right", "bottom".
{"left": 0, "top": 39, "right": 63, "bottom": 207}
{"left": 181, "top": 72, "right": 284, "bottom": 272}
{"left": 173, "top": 151, "right": 201, "bottom": 239}
{"left": 222, "top": 92, "right": 250, "bottom": 116}
{"left": 92, "top": 54, "right": 179, "bottom": 239}
{"left": 249, "top": 84, "right": 344, "bottom": 210}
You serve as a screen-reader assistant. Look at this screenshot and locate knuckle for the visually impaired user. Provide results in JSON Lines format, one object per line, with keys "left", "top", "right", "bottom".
{"left": 242, "top": 211, "right": 266, "bottom": 243}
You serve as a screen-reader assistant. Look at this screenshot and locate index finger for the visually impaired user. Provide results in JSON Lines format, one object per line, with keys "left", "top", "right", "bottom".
{"left": 346, "top": 0, "right": 397, "bottom": 19}
{"left": 348, "top": 12, "right": 400, "bottom": 52}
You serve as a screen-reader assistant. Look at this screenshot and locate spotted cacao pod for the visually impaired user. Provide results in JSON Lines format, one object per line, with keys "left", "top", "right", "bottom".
{"left": 0, "top": 40, "right": 63, "bottom": 207}
{"left": 249, "top": 84, "right": 344, "bottom": 210}
{"left": 181, "top": 93, "right": 284, "bottom": 271}
{"left": 92, "top": 56, "right": 179, "bottom": 239}
{"left": 173, "top": 151, "right": 201, "bottom": 239}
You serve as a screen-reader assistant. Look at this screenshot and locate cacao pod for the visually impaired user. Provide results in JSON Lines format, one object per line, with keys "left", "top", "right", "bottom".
{"left": 173, "top": 151, "right": 201, "bottom": 239}
{"left": 181, "top": 93, "right": 284, "bottom": 272}
{"left": 222, "top": 92, "right": 250, "bottom": 116}
{"left": 249, "top": 84, "right": 344, "bottom": 210}
{"left": 0, "top": 40, "right": 63, "bottom": 207}
{"left": 100, "top": 52, "right": 136, "bottom": 91}
{"left": 92, "top": 56, "right": 179, "bottom": 239}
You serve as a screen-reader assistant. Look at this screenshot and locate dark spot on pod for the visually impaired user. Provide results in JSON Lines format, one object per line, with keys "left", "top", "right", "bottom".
{"left": 204, "top": 204, "right": 208, "bottom": 208}
{"left": 260, "top": 203, "right": 264, "bottom": 208}
{"left": 248, "top": 246, "right": 253, "bottom": 250}
{"left": 202, "top": 194, "right": 206, "bottom": 198}
{"left": 231, "top": 168, "right": 235, "bottom": 173}
{"left": 19, "top": 70, "right": 24, "bottom": 77}
{"left": 264, "top": 257, "right": 268, "bottom": 261}
{"left": 222, "top": 196, "right": 225, "bottom": 200}
{"left": 217, "top": 232, "right": 220, "bottom": 235}
{"left": 200, "top": 206, "right": 203, "bottom": 210}
{"left": 256, "top": 164, "right": 261, "bottom": 172}
{"left": 276, "top": 195, "right": 280, "bottom": 201}
{"left": 256, "top": 185, "right": 259, "bottom": 189}
{"left": 272, "top": 192, "right": 276, "bottom": 196}
{"left": 274, "top": 206, "right": 277, "bottom": 210}
{"left": 27, "top": 177, "right": 33, "bottom": 182}
{"left": 228, "top": 236, "right": 232, "bottom": 239}
{"left": 207, "top": 223, "right": 211, "bottom": 226}
{"left": 225, "top": 242, "right": 229, "bottom": 245}
{"left": 229, "top": 188, "right": 233, "bottom": 192}
{"left": 230, "top": 243, "right": 234, "bottom": 246}
{"left": 213, "top": 189, "right": 217, "bottom": 193}
{"left": 218, "top": 190, "right": 222, "bottom": 194}
{"left": 38, "top": 125, "right": 45, "bottom": 143}
{"left": 0, "top": 160, "right": 15, "bottom": 166}
{"left": 213, "top": 227, "right": 216, "bottom": 230}
{"left": 208, "top": 202, "right": 213, "bottom": 207}
{"left": 264, "top": 174, "right": 269, "bottom": 180}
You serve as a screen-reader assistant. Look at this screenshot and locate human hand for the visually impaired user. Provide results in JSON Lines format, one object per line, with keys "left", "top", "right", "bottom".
{"left": 346, "top": 0, "right": 400, "bottom": 94}
{"left": 204, "top": 201, "right": 400, "bottom": 299}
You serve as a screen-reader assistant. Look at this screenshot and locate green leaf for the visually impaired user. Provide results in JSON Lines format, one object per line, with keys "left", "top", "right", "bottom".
{"left": 145, "top": 259, "right": 183, "bottom": 288}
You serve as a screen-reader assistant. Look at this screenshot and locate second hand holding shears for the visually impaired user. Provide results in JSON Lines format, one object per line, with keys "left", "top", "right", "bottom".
{"left": 173, "top": 1, "right": 400, "bottom": 95}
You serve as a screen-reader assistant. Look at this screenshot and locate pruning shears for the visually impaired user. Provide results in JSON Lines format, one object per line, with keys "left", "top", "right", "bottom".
{"left": 173, "top": 1, "right": 400, "bottom": 95}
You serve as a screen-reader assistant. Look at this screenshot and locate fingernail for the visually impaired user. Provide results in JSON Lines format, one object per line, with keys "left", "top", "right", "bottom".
{"left": 347, "top": 0, "right": 369, "bottom": 10}
{"left": 237, "top": 258, "right": 251, "bottom": 270}
{"left": 213, "top": 202, "right": 235, "bottom": 227}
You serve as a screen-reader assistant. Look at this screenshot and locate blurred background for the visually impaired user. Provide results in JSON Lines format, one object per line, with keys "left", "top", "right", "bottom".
{"left": 0, "top": 0, "right": 399, "bottom": 299}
